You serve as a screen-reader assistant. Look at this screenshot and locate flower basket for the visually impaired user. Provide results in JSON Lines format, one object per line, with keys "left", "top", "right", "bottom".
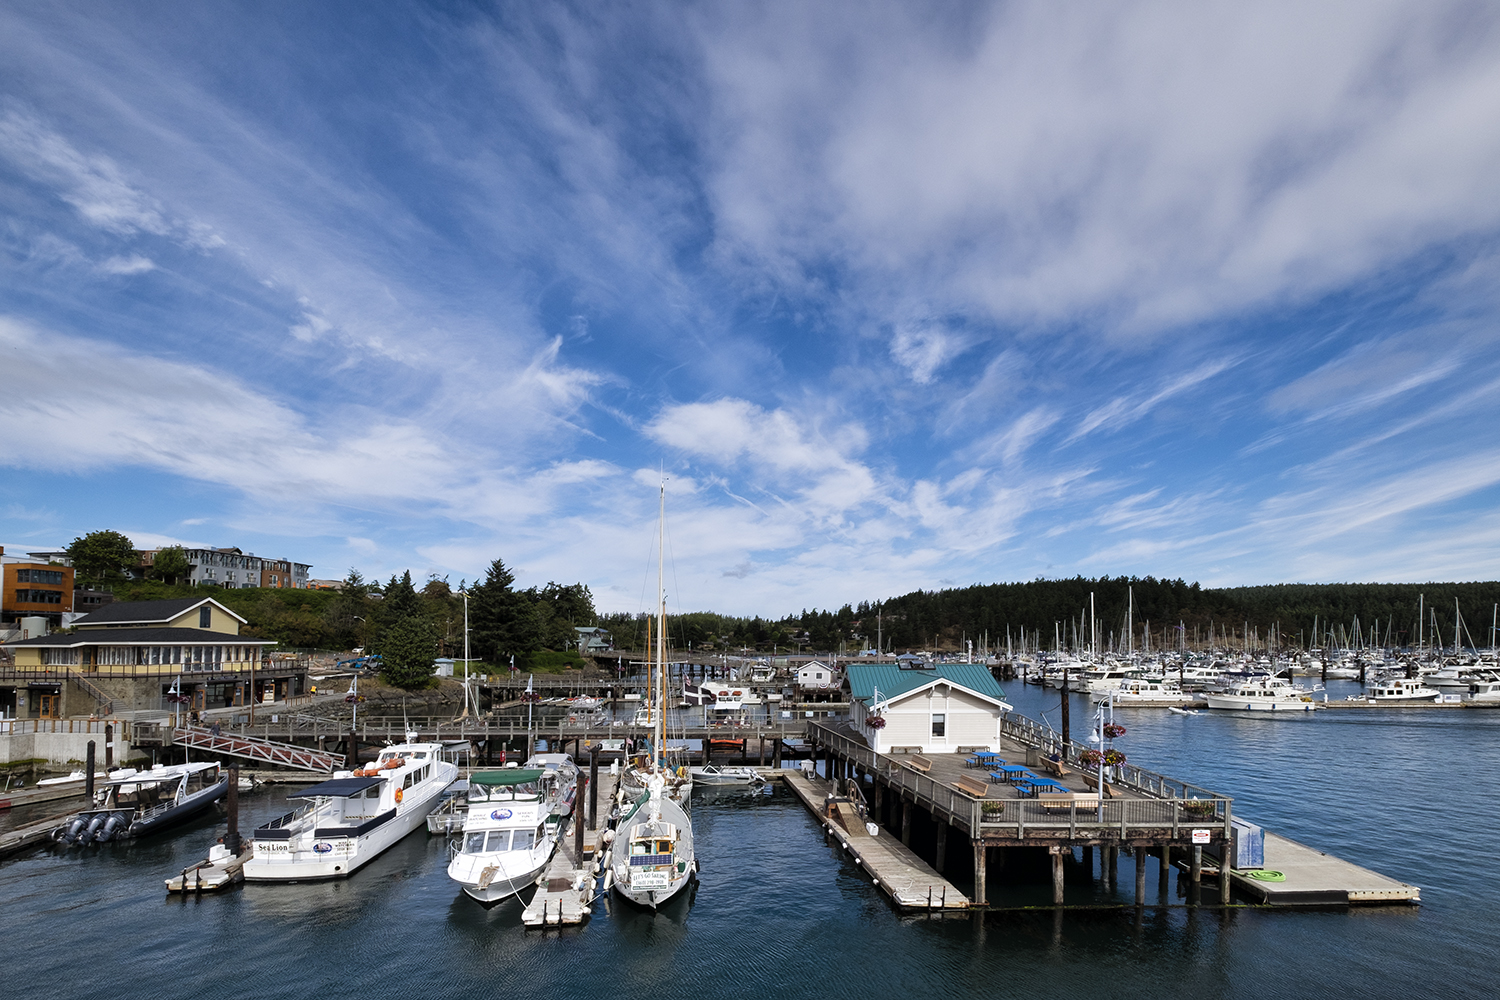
{"left": 1181, "top": 798, "right": 1215, "bottom": 816}
{"left": 1102, "top": 723, "right": 1127, "bottom": 740}
{"left": 1079, "top": 748, "right": 1127, "bottom": 770}
{"left": 981, "top": 800, "right": 1005, "bottom": 816}
{"left": 866, "top": 713, "right": 887, "bottom": 730}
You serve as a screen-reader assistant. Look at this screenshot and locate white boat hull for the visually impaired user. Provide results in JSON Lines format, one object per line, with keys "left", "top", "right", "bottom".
{"left": 245, "top": 786, "right": 444, "bottom": 880}
{"left": 453, "top": 855, "right": 551, "bottom": 903}
{"left": 1202, "top": 695, "right": 1318, "bottom": 712}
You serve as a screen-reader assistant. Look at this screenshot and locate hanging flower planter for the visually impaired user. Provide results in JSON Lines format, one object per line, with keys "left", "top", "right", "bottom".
{"left": 866, "top": 713, "right": 887, "bottom": 730}
{"left": 1102, "top": 723, "right": 1127, "bottom": 740}
{"left": 1079, "top": 748, "right": 1127, "bottom": 769}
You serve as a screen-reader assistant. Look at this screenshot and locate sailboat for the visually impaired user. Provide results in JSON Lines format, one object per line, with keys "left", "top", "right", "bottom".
{"left": 607, "top": 481, "right": 697, "bottom": 909}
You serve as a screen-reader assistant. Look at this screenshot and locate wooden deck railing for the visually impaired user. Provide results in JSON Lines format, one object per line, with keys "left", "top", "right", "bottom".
{"left": 809, "top": 720, "right": 1232, "bottom": 843}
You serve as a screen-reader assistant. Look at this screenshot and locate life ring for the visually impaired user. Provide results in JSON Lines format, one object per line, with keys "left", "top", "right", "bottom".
{"left": 395, "top": 788, "right": 403, "bottom": 804}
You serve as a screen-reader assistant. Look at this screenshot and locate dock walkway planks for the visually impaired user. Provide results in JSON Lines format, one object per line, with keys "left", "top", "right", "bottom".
{"left": 1230, "top": 831, "right": 1420, "bottom": 906}
{"left": 521, "top": 769, "right": 619, "bottom": 928}
{"left": 781, "top": 769, "right": 969, "bottom": 911}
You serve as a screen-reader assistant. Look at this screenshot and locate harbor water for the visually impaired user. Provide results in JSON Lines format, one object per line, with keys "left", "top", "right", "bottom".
{"left": 3, "top": 681, "right": 1497, "bottom": 999}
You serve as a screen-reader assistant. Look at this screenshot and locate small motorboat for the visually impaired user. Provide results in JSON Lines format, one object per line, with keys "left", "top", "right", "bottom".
{"left": 54, "top": 763, "right": 227, "bottom": 846}
{"left": 37, "top": 769, "right": 109, "bottom": 788}
{"left": 1167, "top": 706, "right": 1199, "bottom": 716}
{"left": 688, "top": 763, "right": 765, "bottom": 785}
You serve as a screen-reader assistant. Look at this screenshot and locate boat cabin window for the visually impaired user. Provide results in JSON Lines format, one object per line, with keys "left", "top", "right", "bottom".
{"left": 414, "top": 752, "right": 427, "bottom": 759}
{"left": 511, "top": 829, "right": 534, "bottom": 851}
{"left": 656, "top": 839, "right": 672, "bottom": 855}
{"left": 366, "top": 786, "right": 380, "bottom": 799}
{"left": 464, "top": 831, "right": 486, "bottom": 853}
{"left": 404, "top": 773, "right": 415, "bottom": 789}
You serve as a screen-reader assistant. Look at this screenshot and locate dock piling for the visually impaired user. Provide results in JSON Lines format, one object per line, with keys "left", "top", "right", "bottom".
{"left": 1135, "top": 847, "right": 1146, "bottom": 903}
{"left": 85, "top": 741, "right": 96, "bottom": 801}
{"left": 972, "top": 842, "right": 987, "bottom": 906}
{"left": 226, "top": 765, "right": 241, "bottom": 855}
{"left": 588, "top": 748, "right": 599, "bottom": 830}
{"left": 1052, "top": 846, "right": 1065, "bottom": 905}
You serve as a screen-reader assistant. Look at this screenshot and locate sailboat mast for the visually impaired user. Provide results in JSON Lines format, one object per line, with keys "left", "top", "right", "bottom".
{"left": 656, "top": 481, "right": 667, "bottom": 772}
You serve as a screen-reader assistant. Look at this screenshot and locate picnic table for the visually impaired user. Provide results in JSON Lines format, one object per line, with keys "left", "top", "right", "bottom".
{"left": 969, "top": 752, "right": 1004, "bottom": 768}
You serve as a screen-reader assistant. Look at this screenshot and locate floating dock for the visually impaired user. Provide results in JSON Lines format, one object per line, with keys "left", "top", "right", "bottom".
{"left": 1228, "top": 831, "right": 1420, "bottom": 906}
{"left": 520, "top": 767, "right": 620, "bottom": 928}
{"left": 781, "top": 768, "right": 969, "bottom": 911}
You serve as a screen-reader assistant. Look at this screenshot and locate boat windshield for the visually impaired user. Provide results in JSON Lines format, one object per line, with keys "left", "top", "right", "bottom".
{"left": 467, "top": 782, "right": 540, "bottom": 802}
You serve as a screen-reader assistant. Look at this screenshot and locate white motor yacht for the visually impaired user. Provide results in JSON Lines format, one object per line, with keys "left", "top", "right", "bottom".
{"left": 244, "top": 738, "right": 457, "bottom": 881}
{"left": 1097, "top": 677, "right": 1195, "bottom": 705}
{"left": 1203, "top": 677, "right": 1323, "bottom": 712}
{"left": 447, "top": 768, "right": 558, "bottom": 903}
{"left": 522, "top": 753, "right": 581, "bottom": 834}
{"left": 1369, "top": 677, "right": 1440, "bottom": 702}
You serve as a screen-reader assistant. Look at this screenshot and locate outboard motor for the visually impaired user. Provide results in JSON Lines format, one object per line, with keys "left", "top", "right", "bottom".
{"left": 56, "top": 815, "right": 89, "bottom": 845}
{"left": 79, "top": 812, "right": 109, "bottom": 845}
{"left": 95, "top": 813, "right": 128, "bottom": 844}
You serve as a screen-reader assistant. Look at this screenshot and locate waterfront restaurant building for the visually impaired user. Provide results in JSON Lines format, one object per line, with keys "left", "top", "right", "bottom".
{"left": 1, "top": 597, "right": 294, "bottom": 718}
{"left": 845, "top": 662, "right": 1013, "bottom": 755}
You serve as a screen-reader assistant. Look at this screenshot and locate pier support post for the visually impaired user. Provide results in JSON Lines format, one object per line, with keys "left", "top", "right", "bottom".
{"left": 104, "top": 724, "right": 113, "bottom": 768}
{"left": 1109, "top": 846, "right": 1119, "bottom": 884}
{"left": 935, "top": 821, "right": 948, "bottom": 872}
{"left": 1082, "top": 844, "right": 1092, "bottom": 877}
{"left": 773, "top": 738, "right": 782, "bottom": 768}
{"left": 1159, "top": 845, "right": 1171, "bottom": 898}
{"left": 1052, "top": 847, "right": 1065, "bottom": 905}
{"left": 759, "top": 737, "right": 766, "bottom": 766}
{"left": 346, "top": 730, "right": 358, "bottom": 769}
{"left": 1135, "top": 847, "right": 1146, "bottom": 904}
{"left": 973, "top": 842, "right": 988, "bottom": 906}
{"left": 1191, "top": 846, "right": 1202, "bottom": 883}
{"left": 1220, "top": 855, "right": 1231, "bottom": 905}
{"left": 901, "top": 800, "right": 912, "bottom": 846}
{"left": 588, "top": 748, "right": 599, "bottom": 831}
{"left": 226, "top": 765, "right": 241, "bottom": 855}
{"left": 85, "top": 740, "right": 96, "bottom": 800}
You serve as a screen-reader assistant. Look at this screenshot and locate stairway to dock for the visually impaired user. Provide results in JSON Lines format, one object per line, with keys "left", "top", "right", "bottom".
{"left": 782, "top": 769, "right": 969, "bottom": 912}
{"left": 173, "top": 727, "right": 341, "bottom": 773}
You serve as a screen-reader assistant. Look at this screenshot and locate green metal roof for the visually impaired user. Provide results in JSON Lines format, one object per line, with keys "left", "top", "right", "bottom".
{"left": 846, "top": 662, "right": 1007, "bottom": 704}
{"left": 469, "top": 768, "right": 544, "bottom": 785}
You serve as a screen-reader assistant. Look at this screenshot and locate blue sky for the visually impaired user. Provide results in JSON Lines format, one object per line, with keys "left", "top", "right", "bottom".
{"left": 4, "top": 1, "right": 1500, "bottom": 615}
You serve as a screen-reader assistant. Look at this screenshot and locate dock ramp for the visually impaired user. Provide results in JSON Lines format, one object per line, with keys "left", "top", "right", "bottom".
{"left": 173, "top": 727, "right": 341, "bottom": 773}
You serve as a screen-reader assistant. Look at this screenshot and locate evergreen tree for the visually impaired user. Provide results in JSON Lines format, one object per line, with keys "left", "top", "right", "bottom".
{"left": 380, "top": 614, "right": 438, "bottom": 688}
{"left": 469, "top": 558, "right": 542, "bottom": 662}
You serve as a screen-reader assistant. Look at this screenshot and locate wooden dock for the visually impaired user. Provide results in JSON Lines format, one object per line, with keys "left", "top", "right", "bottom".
{"left": 1228, "top": 831, "right": 1420, "bottom": 906}
{"left": 520, "top": 768, "right": 619, "bottom": 928}
{"left": 0, "top": 809, "right": 73, "bottom": 859}
{"left": 781, "top": 769, "right": 969, "bottom": 911}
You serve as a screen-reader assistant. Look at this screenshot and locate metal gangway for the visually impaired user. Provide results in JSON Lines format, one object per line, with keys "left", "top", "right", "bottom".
{"left": 173, "top": 726, "right": 342, "bottom": 773}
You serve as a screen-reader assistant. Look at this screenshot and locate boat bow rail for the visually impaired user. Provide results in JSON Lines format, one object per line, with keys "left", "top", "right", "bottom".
{"left": 173, "top": 726, "right": 342, "bottom": 772}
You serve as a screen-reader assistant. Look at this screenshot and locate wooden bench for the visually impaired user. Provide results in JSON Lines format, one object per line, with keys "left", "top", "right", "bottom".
{"left": 1038, "top": 792, "right": 1101, "bottom": 810}
{"left": 1082, "top": 772, "right": 1122, "bottom": 798}
{"left": 953, "top": 774, "right": 989, "bottom": 798}
{"left": 1040, "top": 756, "right": 1070, "bottom": 779}
{"left": 906, "top": 755, "right": 934, "bottom": 773}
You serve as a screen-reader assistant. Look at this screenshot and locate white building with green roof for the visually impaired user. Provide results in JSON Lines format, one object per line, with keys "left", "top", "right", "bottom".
{"left": 845, "top": 662, "right": 1013, "bottom": 755}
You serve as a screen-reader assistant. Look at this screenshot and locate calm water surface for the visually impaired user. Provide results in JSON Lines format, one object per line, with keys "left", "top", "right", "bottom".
{"left": 3, "top": 681, "right": 1495, "bottom": 1000}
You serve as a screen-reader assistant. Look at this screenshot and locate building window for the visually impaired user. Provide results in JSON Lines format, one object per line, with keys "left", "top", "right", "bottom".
{"left": 14, "top": 589, "right": 63, "bottom": 604}
{"left": 931, "top": 713, "right": 946, "bottom": 738}
{"left": 200, "top": 606, "right": 211, "bottom": 628}
{"left": 16, "top": 569, "right": 65, "bottom": 584}
{"left": 42, "top": 648, "right": 81, "bottom": 666}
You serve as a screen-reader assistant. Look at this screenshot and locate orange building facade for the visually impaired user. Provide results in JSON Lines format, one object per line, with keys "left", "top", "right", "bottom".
{"left": 0, "top": 546, "right": 75, "bottom": 627}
